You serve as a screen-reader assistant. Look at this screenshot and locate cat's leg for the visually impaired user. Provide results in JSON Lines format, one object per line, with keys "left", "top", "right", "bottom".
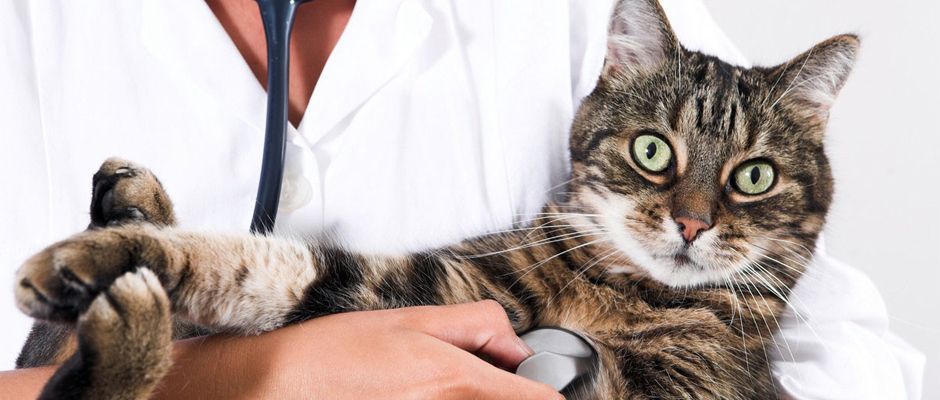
{"left": 38, "top": 268, "right": 172, "bottom": 400}
{"left": 16, "top": 225, "right": 543, "bottom": 335}
{"left": 17, "top": 158, "right": 179, "bottom": 368}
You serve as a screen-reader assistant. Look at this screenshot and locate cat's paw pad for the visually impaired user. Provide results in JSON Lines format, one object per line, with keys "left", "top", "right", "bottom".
{"left": 90, "top": 157, "right": 175, "bottom": 228}
{"left": 15, "top": 229, "right": 143, "bottom": 321}
{"left": 79, "top": 268, "right": 172, "bottom": 374}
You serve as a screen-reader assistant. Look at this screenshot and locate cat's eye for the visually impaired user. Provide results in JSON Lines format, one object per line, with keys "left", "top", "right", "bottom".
{"left": 732, "top": 160, "right": 776, "bottom": 195}
{"left": 631, "top": 134, "right": 673, "bottom": 173}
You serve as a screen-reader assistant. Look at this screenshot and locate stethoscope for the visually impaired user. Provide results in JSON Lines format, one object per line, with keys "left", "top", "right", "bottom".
{"left": 249, "top": 0, "right": 310, "bottom": 234}
{"left": 250, "top": 1, "right": 597, "bottom": 393}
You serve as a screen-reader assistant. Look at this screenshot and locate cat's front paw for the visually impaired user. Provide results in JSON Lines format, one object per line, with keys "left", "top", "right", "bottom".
{"left": 14, "top": 226, "right": 167, "bottom": 322}
{"left": 37, "top": 268, "right": 173, "bottom": 400}
{"left": 90, "top": 157, "right": 176, "bottom": 228}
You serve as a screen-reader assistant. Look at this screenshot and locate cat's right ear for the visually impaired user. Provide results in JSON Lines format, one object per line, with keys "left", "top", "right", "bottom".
{"left": 603, "top": 0, "right": 679, "bottom": 79}
{"left": 768, "top": 34, "right": 860, "bottom": 121}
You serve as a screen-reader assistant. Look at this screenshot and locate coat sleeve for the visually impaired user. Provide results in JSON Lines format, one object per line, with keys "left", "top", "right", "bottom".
{"left": 772, "top": 241, "right": 925, "bottom": 400}
{"left": 566, "top": 1, "right": 925, "bottom": 399}
{"left": 0, "top": 0, "right": 54, "bottom": 370}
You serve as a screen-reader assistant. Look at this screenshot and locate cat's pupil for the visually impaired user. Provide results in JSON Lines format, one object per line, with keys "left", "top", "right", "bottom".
{"left": 645, "top": 142, "right": 657, "bottom": 159}
{"left": 749, "top": 166, "right": 760, "bottom": 184}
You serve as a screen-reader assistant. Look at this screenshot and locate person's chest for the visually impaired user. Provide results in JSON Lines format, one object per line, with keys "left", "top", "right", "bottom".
{"left": 26, "top": 0, "right": 583, "bottom": 252}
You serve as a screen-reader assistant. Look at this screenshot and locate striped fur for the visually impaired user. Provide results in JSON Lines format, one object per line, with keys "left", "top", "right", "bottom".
{"left": 15, "top": 1, "right": 859, "bottom": 399}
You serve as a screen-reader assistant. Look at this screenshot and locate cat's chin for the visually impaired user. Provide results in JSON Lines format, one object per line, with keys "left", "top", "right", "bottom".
{"left": 601, "top": 232, "right": 738, "bottom": 288}
{"left": 640, "top": 254, "right": 737, "bottom": 288}
{"left": 607, "top": 238, "right": 733, "bottom": 288}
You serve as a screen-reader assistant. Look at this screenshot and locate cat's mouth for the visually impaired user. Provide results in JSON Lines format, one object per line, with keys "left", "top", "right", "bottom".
{"left": 673, "top": 252, "right": 693, "bottom": 266}
{"left": 660, "top": 248, "right": 703, "bottom": 270}
{"left": 670, "top": 245, "right": 708, "bottom": 268}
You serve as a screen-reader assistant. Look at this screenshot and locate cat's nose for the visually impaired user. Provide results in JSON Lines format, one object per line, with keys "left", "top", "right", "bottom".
{"left": 674, "top": 216, "right": 712, "bottom": 243}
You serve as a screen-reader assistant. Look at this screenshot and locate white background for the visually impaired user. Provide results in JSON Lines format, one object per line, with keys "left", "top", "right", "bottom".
{"left": 703, "top": 0, "right": 939, "bottom": 397}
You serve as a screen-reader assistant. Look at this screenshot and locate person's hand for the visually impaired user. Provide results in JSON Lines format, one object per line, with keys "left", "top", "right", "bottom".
{"left": 156, "top": 300, "right": 563, "bottom": 400}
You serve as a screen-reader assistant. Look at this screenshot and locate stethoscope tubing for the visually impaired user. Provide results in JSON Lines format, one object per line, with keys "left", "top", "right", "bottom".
{"left": 250, "top": 0, "right": 312, "bottom": 234}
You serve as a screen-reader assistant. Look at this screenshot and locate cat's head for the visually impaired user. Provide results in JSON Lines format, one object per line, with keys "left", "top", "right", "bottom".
{"left": 568, "top": 0, "right": 858, "bottom": 287}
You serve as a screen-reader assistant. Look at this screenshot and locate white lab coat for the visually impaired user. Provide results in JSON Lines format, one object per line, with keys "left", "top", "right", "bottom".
{"left": 0, "top": 0, "right": 924, "bottom": 398}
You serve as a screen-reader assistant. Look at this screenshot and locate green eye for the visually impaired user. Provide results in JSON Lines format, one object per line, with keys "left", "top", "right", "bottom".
{"left": 733, "top": 161, "right": 776, "bottom": 195}
{"left": 632, "top": 134, "right": 673, "bottom": 172}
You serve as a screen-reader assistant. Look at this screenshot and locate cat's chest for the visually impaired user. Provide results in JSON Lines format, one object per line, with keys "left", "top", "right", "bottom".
{"left": 535, "top": 272, "right": 732, "bottom": 333}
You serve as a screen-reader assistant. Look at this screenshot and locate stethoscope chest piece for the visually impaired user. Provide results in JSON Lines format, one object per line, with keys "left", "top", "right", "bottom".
{"left": 517, "top": 328, "right": 599, "bottom": 395}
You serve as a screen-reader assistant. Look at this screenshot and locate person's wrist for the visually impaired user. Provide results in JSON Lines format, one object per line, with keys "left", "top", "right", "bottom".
{"left": 221, "top": 333, "right": 284, "bottom": 399}
{"left": 153, "top": 333, "right": 269, "bottom": 400}
{"left": 245, "top": 321, "right": 329, "bottom": 398}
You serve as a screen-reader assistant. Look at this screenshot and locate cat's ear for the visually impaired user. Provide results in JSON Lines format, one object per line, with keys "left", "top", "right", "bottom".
{"left": 603, "top": 0, "right": 679, "bottom": 78}
{"left": 770, "top": 34, "right": 860, "bottom": 119}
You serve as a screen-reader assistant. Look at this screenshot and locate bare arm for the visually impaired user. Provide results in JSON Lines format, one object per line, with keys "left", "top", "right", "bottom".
{"left": 2, "top": 303, "right": 561, "bottom": 400}
{"left": 1, "top": 335, "right": 251, "bottom": 400}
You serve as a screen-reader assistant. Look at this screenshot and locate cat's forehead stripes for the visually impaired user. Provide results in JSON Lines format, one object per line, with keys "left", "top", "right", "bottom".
{"left": 683, "top": 56, "right": 754, "bottom": 146}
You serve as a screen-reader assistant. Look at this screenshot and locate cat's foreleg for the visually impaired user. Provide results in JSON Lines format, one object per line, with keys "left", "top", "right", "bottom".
{"left": 16, "top": 226, "right": 539, "bottom": 335}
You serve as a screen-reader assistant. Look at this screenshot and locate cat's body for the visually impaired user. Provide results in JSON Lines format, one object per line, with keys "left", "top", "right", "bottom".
{"left": 14, "top": 1, "right": 858, "bottom": 399}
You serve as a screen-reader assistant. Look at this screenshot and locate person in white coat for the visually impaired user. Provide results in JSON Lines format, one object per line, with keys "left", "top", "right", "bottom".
{"left": 0, "top": 0, "right": 924, "bottom": 398}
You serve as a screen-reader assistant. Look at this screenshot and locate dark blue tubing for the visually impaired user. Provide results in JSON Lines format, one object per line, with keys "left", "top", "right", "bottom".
{"left": 250, "top": 0, "right": 312, "bottom": 234}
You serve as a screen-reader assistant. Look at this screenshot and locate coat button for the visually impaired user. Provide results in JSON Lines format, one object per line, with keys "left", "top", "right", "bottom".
{"left": 279, "top": 174, "right": 313, "bottom": 213}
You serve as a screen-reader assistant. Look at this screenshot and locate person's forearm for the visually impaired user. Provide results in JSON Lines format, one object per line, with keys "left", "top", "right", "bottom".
{"left": 2, "top": 304, "right": 557, "bottom": 399}
{"left": 0, "top": 364, "right": 54, "bottom": 398}
{"left": 154, "top": 335, "right": 256, "bottom": 400}
{"left": 0, "top": 334, "right": 271, "bottom": 400}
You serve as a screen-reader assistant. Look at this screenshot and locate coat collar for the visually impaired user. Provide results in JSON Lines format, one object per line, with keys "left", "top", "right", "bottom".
{"left": 140, "top": 0, "right": 432, "bottom": 143}
{"left": 141, "top": 0, "right": 268, "bottom": 131}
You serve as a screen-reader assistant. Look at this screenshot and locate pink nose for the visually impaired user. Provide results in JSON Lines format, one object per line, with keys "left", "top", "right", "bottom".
{"left": 675, "top": 216, "right": 711, "bottom": 243}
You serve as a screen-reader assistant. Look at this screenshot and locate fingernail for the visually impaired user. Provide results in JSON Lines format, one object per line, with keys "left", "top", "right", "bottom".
{"left": 515, "top": 336, "right": 535, "bottom": 357}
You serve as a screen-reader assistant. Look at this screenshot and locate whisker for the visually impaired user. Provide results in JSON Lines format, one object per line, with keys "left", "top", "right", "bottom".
{"left": 461, "top": 230, "right": 608, "bottom": 259}
{"left": 548, "top": 248, "right": 620, "bottom": 305}
{"left": 731, "top": 245, "right": 829, "bottom": 354}
{"left": 764, "top": 47, "right": 814, "bottom": 108}
{"left": 734, "top": 274, "right": 777, "bottom": 395}
{"left": 512, "top": 238, "right": 610, "bottom": 285}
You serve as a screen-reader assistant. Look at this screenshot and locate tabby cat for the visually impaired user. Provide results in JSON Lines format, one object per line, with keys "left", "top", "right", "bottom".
{"left": 14, "top": 0, "right": 859, "bottom": 398}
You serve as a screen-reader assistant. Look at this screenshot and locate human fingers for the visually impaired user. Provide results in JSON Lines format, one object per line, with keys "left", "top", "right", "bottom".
{"left": 433, "top": 353, "right": 563, "bottom": 400}
{"left": 402, "top": 300, "right": 533, "bottom": 370}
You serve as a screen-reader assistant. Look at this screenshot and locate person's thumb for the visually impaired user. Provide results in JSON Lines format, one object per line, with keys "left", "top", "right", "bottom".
{"left": 407, "top": 300, "right": 533, "bottom": 370}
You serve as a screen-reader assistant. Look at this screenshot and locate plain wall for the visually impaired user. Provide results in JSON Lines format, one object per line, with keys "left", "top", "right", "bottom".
{"left": 703, "top": 0, "right": 939, "bottom": 397}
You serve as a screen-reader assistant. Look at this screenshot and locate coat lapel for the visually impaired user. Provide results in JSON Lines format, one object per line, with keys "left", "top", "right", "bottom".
{"left": 140, "top": 0, "right": 268, "bottom": 131}
{"left": 299, "top": 0, "right": 432, "bottom": 144}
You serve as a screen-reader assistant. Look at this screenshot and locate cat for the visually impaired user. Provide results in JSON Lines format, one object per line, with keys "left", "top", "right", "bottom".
{"left": 14, "top": 0, "right": 858, "bottom": 398}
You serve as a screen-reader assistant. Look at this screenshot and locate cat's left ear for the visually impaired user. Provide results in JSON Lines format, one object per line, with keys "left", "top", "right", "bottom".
{"left": 602, "top": 0, "right": 680, "bottom": 79}
{"left": 770, "top": 34, "right": 860, "bottom": 120}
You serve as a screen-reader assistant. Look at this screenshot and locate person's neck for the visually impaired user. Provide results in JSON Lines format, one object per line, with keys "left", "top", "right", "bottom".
{"left": 207, "top": 0, "right": 356, "bottom": 128}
